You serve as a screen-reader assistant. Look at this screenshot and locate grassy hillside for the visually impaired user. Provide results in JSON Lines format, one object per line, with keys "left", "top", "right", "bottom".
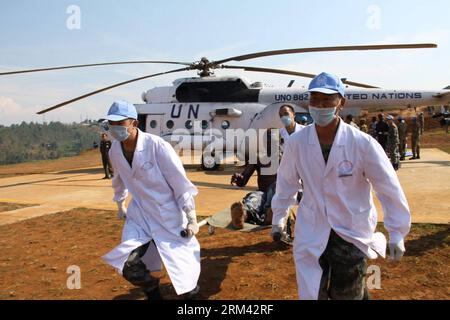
{"left": 0, "top": 121, "right": 100, "bottom": 165}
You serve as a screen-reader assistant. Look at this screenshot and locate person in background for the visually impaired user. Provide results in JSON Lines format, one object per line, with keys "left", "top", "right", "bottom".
{"left": 345, "top": 114, "right": 359, "bottom": 129}
{"left": 359, "top": 118, "right": 368, "bottom": 134}
{"left": 376, "top": 113, "right": 389, "bottom": 150}
{"left": 279, "top": 104, "right": 305, "bottom": 150}
{"left": 410, "top": 117, "right": 421, "bottom": 160}
{"left": 100, "top": 133, "right": 113, "bottom": 179}
{"left": 397, "top": 116, "right": 408, "bottom": 161}
{"left": 369, "top": 116, "right": 378, "bottom": 139}
{"left": 418, "top": 112, "right": 425, "bottom": 135}
{"left": 386, "top": 115, "right": 400, "bottom": 170}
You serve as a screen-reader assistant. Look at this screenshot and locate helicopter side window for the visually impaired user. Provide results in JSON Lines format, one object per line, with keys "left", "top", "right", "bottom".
{"left": 185, "top": 120, "right": 193, "bottom": 129}
{"left": 175, "top": 80, "right": 259, "bottom": 103}
{"left": 221, "top": 120, "right": 230, "bottom": 129}
{"left": 150, "top": 120, "right": 157, "bottom": 128}
{"left": 201, "top": 120, "right": 208, "bottom": 129}
{"left": 295, "top": 113, "right": 314, "bottom": 125}
{"left": 166, "top": 120, "right": 174, "bottom": 129}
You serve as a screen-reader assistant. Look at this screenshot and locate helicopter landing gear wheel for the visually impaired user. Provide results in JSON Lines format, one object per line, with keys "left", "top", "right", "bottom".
{"left": 201, "top": 153, "right": 220, "bottom": 171}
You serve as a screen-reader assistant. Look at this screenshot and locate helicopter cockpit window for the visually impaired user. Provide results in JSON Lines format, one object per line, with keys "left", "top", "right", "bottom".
{"left": 175, "top": 80, "right": 259, "bottom": 103}
{"left": 185, "top": 120, "right": 193, "bottom": 129}
{"left": 166, "top": 120, "right": 174, "bottom": 129}
{"left": 221, "top": 120, "right": 230, "bottom": 130}
{"left": 295, "top": 113, "right": 314, "bottom": 125}
{"left": 201, "top": 120, "right": 208, "bottom": 129}
{"left": 150, "top": 120, "right": 157, "bottom": 129}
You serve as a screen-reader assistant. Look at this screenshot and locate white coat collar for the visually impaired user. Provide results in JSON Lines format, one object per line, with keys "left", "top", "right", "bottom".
{"left": 307, "top": 117, "right": 347, "bottom": 146}
{"left": 113, "top": 129, "right": 147, "bottom": 175}
{"left": 324, "top": 119, "right": 351, "bottom": 176}
{"left": 134, "top": 129, "right": 147, "bottom": 153}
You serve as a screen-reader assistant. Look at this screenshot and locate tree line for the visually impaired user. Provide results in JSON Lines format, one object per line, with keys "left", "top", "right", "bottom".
{"left": 0, "top": 121, "right": 100, "bottom": 165}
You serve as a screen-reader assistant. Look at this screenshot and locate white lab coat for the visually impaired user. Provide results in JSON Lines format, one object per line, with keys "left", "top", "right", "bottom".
{"left": 272, "top": 119, "right": 411, "bottom": 300}
{"left": 280, "top": 123, "right": 304, "bottom": 151}
{"left": 102, "top": 129, "right": 200, "bottom": 295}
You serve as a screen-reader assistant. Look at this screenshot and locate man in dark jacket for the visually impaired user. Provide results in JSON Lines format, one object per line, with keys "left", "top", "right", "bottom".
{"left": 376, "top": 113, "right": 389, "bottom": 150}
{"left": 100, "top": 133, "right": 113, "bottom": 179}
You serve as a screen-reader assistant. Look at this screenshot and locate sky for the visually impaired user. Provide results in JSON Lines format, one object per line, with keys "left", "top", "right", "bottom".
{"left": 1, "top": 0, "right": 449, "bottom": 125}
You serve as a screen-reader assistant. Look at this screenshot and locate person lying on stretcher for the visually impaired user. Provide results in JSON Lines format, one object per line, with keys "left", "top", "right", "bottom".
{"left": 230, "top": 182, "right": 276, "bottom": 229}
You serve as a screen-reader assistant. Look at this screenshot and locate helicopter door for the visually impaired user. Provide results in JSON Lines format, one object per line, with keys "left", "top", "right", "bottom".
{"left": 146, "top": 114, "right": 164, "bottom": 136}
{"left": 137, "top": 114, "right": 147, "bottom": 131}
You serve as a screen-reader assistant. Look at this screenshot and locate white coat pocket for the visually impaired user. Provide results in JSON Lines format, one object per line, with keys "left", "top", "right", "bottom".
{"left": 351, "top": 208, "right": 373, "bottom": 236}
{"left": 159, "top": 202, "right": 183, "bottom": 230}
{"left": 297, "top": 203, "right": 317, "bottom": 240}
{"left": 139, "top": 161, "right": 165, "bottom": 190}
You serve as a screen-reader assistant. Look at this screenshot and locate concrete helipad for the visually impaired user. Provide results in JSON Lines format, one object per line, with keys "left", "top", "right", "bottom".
{"left": 0, "top": 148, "right": 448, "bottom": 226}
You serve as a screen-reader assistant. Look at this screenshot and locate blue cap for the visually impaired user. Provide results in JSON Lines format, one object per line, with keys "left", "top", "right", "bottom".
{"left": 308, "top": 72, "right": 345, "bottom": 97}
{"left": 105, "top": 100, "right": 137, "bottom": 121}
{"left": 387, "top": 115, "right": 394, "bottom": 120}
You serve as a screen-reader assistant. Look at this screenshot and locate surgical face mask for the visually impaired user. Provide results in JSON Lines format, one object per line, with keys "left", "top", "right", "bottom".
{"left": 108, "top": 124, "right": 131, "bottom": 141}
{"left": 280, "top": 115, "right": 292, "bottom": 127}
{"left": 309, "top": 106, "right": 337, "bottom": 127}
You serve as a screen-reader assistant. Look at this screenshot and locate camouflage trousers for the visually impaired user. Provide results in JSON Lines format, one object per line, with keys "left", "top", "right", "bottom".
{"left": 122, "top": 241, "right": 160, "bottom": 293}
{"left": 412, "top": 137, "right": 421, "bottom": 157}
{"left": 399, "top": 138, "right": 406, "bottom": 159}
{"left": 318, "top": 230, "right": 369, "bottom": 300}
{"left": 388, "top": 144, "right": 400, "bottom": 165}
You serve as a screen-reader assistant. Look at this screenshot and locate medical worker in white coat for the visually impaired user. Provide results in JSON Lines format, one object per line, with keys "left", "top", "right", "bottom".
{"left": 271, "top": 73, "right": 411, "bottom": 300}
{"left": 101, "top": 100, "right": 201, "bottom": 300}
{"left": 279, "top": 104, "right": 304, "bottom": 151}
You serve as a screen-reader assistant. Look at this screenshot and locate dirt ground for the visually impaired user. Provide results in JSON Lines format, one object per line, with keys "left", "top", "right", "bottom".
{"left": 0, "top": 208, "right": 448, "bottom": 300}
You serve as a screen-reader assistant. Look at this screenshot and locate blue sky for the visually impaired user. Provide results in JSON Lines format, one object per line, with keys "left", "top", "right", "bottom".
{"left": 1, "top": 0, "right": 449, "bottom": 125}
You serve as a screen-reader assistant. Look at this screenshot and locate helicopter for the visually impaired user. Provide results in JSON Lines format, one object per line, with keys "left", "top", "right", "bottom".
{"left": 2, "top": 43, "right": 449, "bottom": 170}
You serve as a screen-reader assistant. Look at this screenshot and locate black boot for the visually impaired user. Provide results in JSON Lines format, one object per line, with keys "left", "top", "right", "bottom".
{"left": 144, "top": 286, "right": 163, "bottom": 300}
{"left": 183, "top": 285, "right": 200, "bottom": 300}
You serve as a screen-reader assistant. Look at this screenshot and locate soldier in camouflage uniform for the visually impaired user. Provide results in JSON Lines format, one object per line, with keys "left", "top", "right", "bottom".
{"left": 418, "top": 112, "right": 425, "bottom": 135}
{"left": 99, "top": 133, "right": 113, "bottom": 179}
{"left": 397, "top": 116, "right": 408, "bottom": 161}
{"left": 386, "top": 115, "right": 400, "bottom": 170}
{"left": 359, "top": 118, "right": 369, "bottom": 134}
{"left": 410, "top": 117, "right": 421, "bottom": 160}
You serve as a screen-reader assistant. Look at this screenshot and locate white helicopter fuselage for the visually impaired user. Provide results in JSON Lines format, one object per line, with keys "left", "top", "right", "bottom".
{"left": 134, "top": 76, "right": 449, "bottom": 167}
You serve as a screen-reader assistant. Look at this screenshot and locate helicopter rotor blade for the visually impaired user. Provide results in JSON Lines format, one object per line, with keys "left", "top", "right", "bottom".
{"left": 36, "top": 67, "right": 191, "bottom": 114}
{"left": 1, "top": 61, "right": 192, "bottom": 76}
{"left": 221, "top": 65, "right": 379, "bottom": 89}
{"left": 213, "top": 43, "right": 437, "bottom": 65}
